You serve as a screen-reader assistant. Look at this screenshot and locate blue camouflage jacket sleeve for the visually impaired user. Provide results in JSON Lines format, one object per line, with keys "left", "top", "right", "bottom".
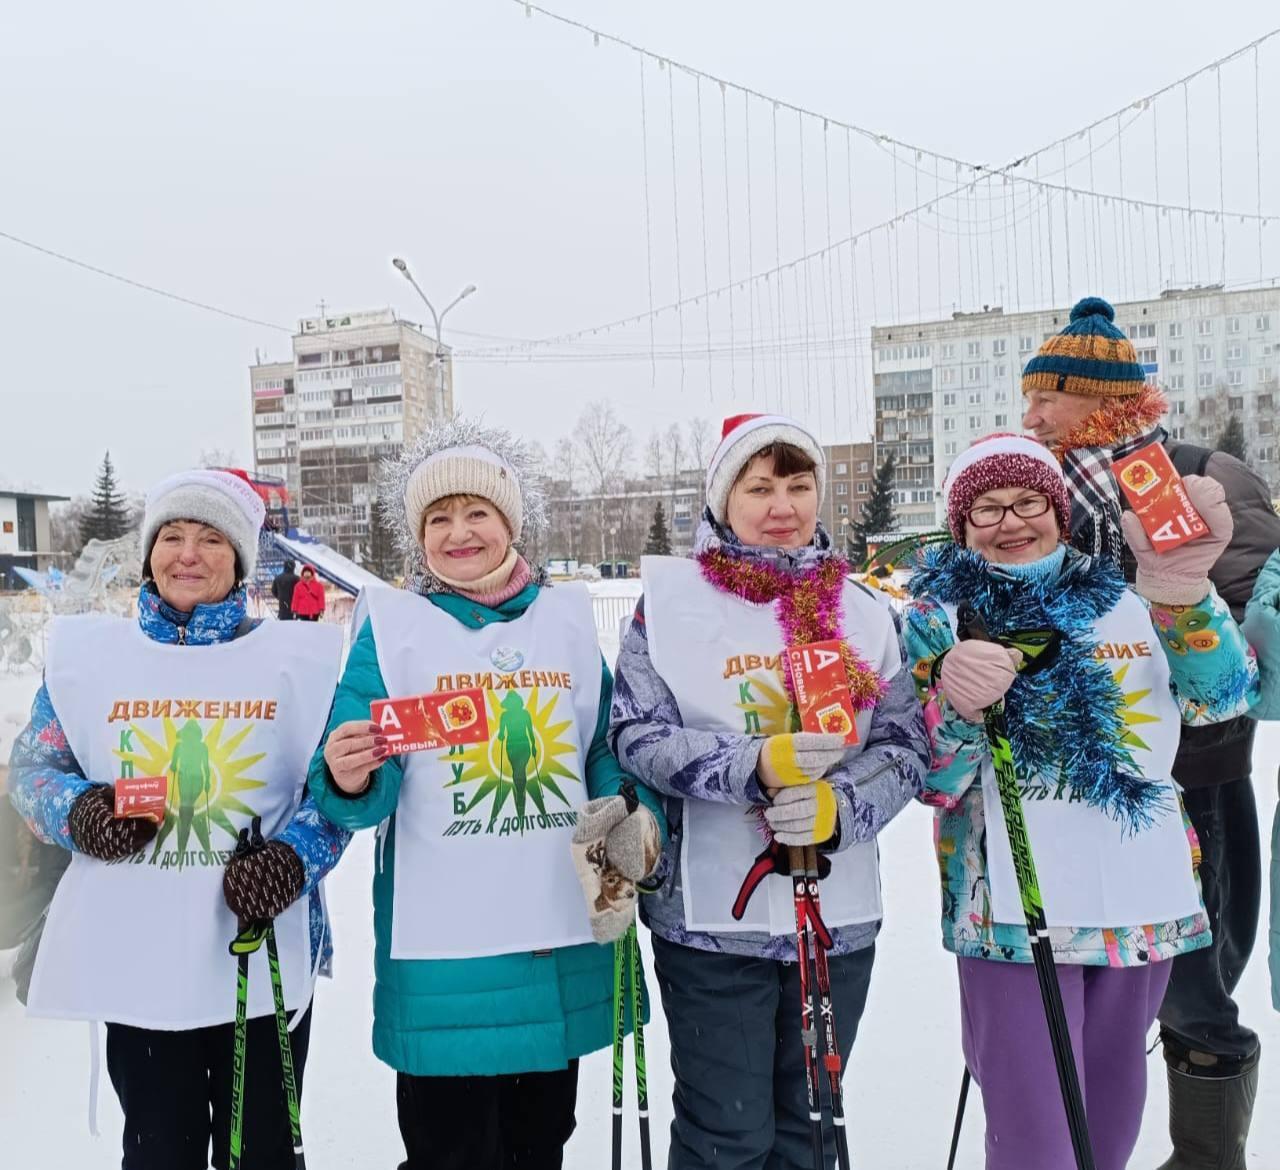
{"left": 7, "top": 682, "right": 94, "bottom": 850}
{"left": 275, "top": 790, "right": 352, "bottom": 898}
{"left": 902, "top": 599, "right": 989, "bottom": 805}
{"left": 608, "top": 598, "right": 769, "bottom": 806}
{"left": 1242, "top": 550, "right": 1280, "bottom": 721}
{"left": 1146, "top": 585, "right": 1259, "bottom": 724}
{"left": 586, "top": 655, "right": 667, "bottom": 840}
{"left": 307, "top": 618, "right": 405, "bottom": 831}
{"left": 819, "top": 608, "right": 929, "bottom": 851}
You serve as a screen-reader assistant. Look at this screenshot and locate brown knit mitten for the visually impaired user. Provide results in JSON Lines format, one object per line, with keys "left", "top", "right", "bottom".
{"left": 68, "top": 785, "right": 158, "bottom": 861}
{"left": 221, "top": 839, "right": 306, "bottom": 922}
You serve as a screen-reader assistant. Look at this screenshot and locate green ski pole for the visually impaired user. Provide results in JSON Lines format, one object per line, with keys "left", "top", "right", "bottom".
{"left": 611, "top": 931, "right": 626, "bottom": 1170}
{"left": 228, "top": 918, "right": 269, "bottom": 1170}
{"left": 265, "top": 924, "right": 306, "bottom": 1169}
{"left": 627, "top": 923, "right": 653, "bottom": 1170}
{"left": 956, "top": 606, "right": 1095, "bottom": 1170}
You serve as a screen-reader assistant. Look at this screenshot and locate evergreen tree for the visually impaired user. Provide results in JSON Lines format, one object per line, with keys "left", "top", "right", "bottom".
{"left": 643, "top": 501, "right": 673, "bottom": 555}
{"left": 845, "top": 453, "right": 897, "bottom": 565}
{"left": 80, "top": 451, "right": 130, "bottom": 544}
{"left": 365, "top": 497, "right": 403, "bottom": 582}
{"left": 1215, "top": 414, "right": 1247, "bottom": 463}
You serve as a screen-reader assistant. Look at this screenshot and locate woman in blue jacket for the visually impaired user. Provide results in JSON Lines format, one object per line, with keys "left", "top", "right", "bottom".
{"left": 8, "top": 469, "right": 348, "bottom": 1170}
{"left": 309, "top": 418, "right": 664, "bottom": 1170}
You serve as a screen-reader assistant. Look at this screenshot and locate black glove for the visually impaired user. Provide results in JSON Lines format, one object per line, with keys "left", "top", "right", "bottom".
{"left": 222, "top": 839, "right": 305, "bottom": 922}
{"left": 68, "top": 785, "right": 158, "bottom": 861}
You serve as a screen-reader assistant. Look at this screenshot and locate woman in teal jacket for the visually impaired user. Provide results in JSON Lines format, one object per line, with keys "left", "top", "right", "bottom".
{"left": 1243, "top": 549, "right": 1280, "bottom": 1012}
{"left": 308, "top": 419, "right": 664, "bottom": 1170}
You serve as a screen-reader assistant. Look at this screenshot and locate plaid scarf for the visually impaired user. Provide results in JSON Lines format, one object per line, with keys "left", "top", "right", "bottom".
{"left": 1061, "top": 424, "right": 1164, "bottom": 568}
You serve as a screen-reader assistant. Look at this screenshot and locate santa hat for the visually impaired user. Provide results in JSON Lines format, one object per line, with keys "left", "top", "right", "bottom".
{"left": 142, "top": 469, "right": 265, "bottom": 578}
{"left": 942, "top": 434, "right": 1070, "bottom": 541}
{"left": 704, "top": 413, "right": 825, "bottom": 525}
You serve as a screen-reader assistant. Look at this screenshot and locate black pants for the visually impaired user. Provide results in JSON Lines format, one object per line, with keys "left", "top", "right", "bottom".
{"left": 395, "top": 1062, "right": 579, "bottom": 1170}
{"left": 105, "top": 1007, "right": 311, "bottom": 1170}
{"left": 1159, "top": 775, "right": 1262, "bottom": 1059}
{"left": 652, "top": 934, "right": 875, "bottom": 1170}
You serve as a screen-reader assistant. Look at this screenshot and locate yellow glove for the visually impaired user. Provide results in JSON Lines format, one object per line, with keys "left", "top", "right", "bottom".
{"left": 757, "top": 731, "right": 848, "bottom": 789}
{"left": 763, "top": 782, "right": 839, "bottom": 846}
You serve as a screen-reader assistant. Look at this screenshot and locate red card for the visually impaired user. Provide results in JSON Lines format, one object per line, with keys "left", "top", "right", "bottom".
{"left": 787, "top": 639, "right": 860, "bottom": 746}
{"left": 371, "top": 688, "right": 490, "bottom": 755}
{"left": 1113, "top": 442, "right": 1208, "bottom": 552}
{"left": 113, "top": 775, "right": 169, "bottom": 823}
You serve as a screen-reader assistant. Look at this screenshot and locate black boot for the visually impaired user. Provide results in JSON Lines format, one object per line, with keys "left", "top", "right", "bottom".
{"left": 1155, "top": 1038, "right": 1260, "bottom": 1170}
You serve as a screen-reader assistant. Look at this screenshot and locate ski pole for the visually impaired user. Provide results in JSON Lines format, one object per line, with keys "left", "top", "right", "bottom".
{"left": 801, "top": 844, "right": 851, "bottom": 1170}
{"left": 228, "top": 915, "right": 270, "bottom": 1170}
{"left": 956, "top": 607, "right": 1095, "bottom": 1170}
{"left": 788, "top": 846, "right": 828, "bottom": 1170}
{"left": 627, "top": 923, "right": 653, "bottom": 1170}
{"left": 946, "top": 1067, "right": 971, "bottom": 1170}
{"left": 266, "top": 924, "right": 306, "bottom": 1169}
{"left": 611, "top": 927, "right": 626, "bottom": 1170}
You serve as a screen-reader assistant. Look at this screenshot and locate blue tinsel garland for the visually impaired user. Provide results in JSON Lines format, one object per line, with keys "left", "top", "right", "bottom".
{"left": 908, "top": 543, "right": 1167, "bottom": 831}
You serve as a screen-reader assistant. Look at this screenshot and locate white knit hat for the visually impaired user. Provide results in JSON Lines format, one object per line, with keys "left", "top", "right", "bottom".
{"left": 142, "top": 470, "right": 266, "bottom": 579}
{"left": 404, "top": 444, "right": 524, "bottom": 544}
{"left": 704, "top": 413, "right": 825, "bottom": 524}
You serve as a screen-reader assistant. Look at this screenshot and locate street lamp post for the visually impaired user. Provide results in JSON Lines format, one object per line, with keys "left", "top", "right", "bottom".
{"left": 391, "top": 257, "right": 476, "bottom": 419}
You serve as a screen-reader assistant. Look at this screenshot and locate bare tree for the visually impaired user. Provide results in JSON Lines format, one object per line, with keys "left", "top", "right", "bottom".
{"left": 574, "top": 402, "right": 632, "bottom": 564}
{"left": 685, "top": 417, "right": 714, "bottom": 471}
{"left": 199, "top": 447, "right": 241, "bottom": 469}
{"left": 643, "top": 432, "right": 664, "bottom": 483}
{"left": 663, "top": 423, "right": 686, "bottom": 486}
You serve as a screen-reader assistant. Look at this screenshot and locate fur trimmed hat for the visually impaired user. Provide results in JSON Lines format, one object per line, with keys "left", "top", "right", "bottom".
{"left": 381, "top": 419, "right": 547, "bottom": 583}
{"left": 704, "top": 413, "right": 825, "bottom": 524}
{"left": 942, "top": 433, "right": 1070, "bottom": 541}
{"left": 1022, "top": 296, "right": 1146, "bottom": 399}
{"left": 141, "top": 469, "right": 265, "bottom": 579}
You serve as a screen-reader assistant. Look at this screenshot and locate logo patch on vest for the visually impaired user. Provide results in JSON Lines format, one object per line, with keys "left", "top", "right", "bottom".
{"left": 441, "top": 684, "right": 582, "bottom": 839}
{"left": 111, "top": 703, "right": 272, "bottom": 870}
{"left": 490, "top": 646, "right": 524, "bottom": 672}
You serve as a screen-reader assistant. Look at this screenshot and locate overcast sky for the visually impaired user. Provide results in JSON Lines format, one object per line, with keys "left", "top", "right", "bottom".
{"left": 2, "top": 0, "right": 1277, "bottom": 496}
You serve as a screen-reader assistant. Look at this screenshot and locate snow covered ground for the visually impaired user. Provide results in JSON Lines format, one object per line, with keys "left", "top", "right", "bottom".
{"left": 2, "top": 647, "right": 1277, "bottom": 1169}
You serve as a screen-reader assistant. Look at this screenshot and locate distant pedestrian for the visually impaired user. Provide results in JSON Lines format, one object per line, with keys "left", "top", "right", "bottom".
{"left": 291, "top": 566, "right": 326, "bottom": 622}
{"left": 271, "top": 558, "right": 299, "bottom": 620}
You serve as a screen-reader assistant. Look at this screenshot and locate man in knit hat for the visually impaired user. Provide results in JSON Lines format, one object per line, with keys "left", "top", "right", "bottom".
{"left": 1023, "top": 297, "right": 1280, "bottom": 1169}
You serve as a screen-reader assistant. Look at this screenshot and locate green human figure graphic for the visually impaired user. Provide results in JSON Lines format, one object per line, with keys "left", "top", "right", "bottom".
{"left": 496, "top": 692, "right": 538, "bottom": 823}
{"left": 168, "top": 719, "right": 213, "bottom": 859}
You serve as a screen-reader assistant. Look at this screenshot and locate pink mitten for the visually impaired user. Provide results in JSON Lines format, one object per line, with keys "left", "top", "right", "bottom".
{"left": 939, "top": 640, "right": 1023, "bottom": 722}
{"left": 1120, "top": 474, "right": 1232, "bottom": 605}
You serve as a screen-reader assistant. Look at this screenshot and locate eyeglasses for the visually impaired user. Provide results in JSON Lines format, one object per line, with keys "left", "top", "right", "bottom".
{"left": 966, "top": 494, "right": 1052, "bottom": 529}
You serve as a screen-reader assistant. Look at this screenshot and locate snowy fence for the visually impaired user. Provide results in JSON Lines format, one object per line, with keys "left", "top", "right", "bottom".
{"left": 591, "top": 594, "right": 637, "bottom": 638}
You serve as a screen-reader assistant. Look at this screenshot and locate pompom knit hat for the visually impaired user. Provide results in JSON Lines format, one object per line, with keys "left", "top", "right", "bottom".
{"left": 704, "top": 413, "right": 825, "bottom": 524}
{"left": 942, "top": 433, "right": 1071, "bottom": 541}
{"left": 1022, "top": 296, "right": 1146, "bottom": 399}
{"left": 141, "top": 469, "right": 266, "bottom": 578}
{"left": 404, "top": 444, "right": 524, "bottom": 543}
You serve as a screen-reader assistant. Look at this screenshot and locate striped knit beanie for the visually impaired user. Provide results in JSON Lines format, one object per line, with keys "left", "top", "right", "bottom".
{"left": 942, "top": 433, "right": 1070, "bottom": 541}
{"left": 1022, "top": 296, "right": 1146, "bottom": 399}
{"left": 704, "top": 413, "right": 825, "bottom": 524}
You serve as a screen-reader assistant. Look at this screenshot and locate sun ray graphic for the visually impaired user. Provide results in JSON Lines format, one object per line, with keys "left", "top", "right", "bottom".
{"left": 1112, "top": 664, "right": 1162, "bottom": 753}
{"left": 114, "top": 717, "right": 267, "bottom": 866}
{"left": 735, "top": 669, "right": 795, "bottom": 735}
{"left": 443, "top": 688, "right": 582, "bottom": 832}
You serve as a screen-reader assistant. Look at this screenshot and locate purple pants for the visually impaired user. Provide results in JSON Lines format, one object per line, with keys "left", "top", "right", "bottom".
{"left": 958, "top": 956, "right": 1173, "bottom": 1170}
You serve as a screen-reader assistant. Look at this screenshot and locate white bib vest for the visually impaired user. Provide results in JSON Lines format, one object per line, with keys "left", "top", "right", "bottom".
{"left": 641, "top": 556, "right": 890, "bottom": 936}
{"left": 940, "top": 591, "right": 1202, "bottom": 929}
{"left": 31, "top": 617, "right": 342, "bottom": 1029}
{"left": 365, "top": 585, "right": 602, "bottom": 960}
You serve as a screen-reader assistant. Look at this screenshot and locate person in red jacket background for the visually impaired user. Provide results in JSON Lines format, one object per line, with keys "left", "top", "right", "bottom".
{"left": 291, "top": 565, "right": 326, "bottom": 622}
